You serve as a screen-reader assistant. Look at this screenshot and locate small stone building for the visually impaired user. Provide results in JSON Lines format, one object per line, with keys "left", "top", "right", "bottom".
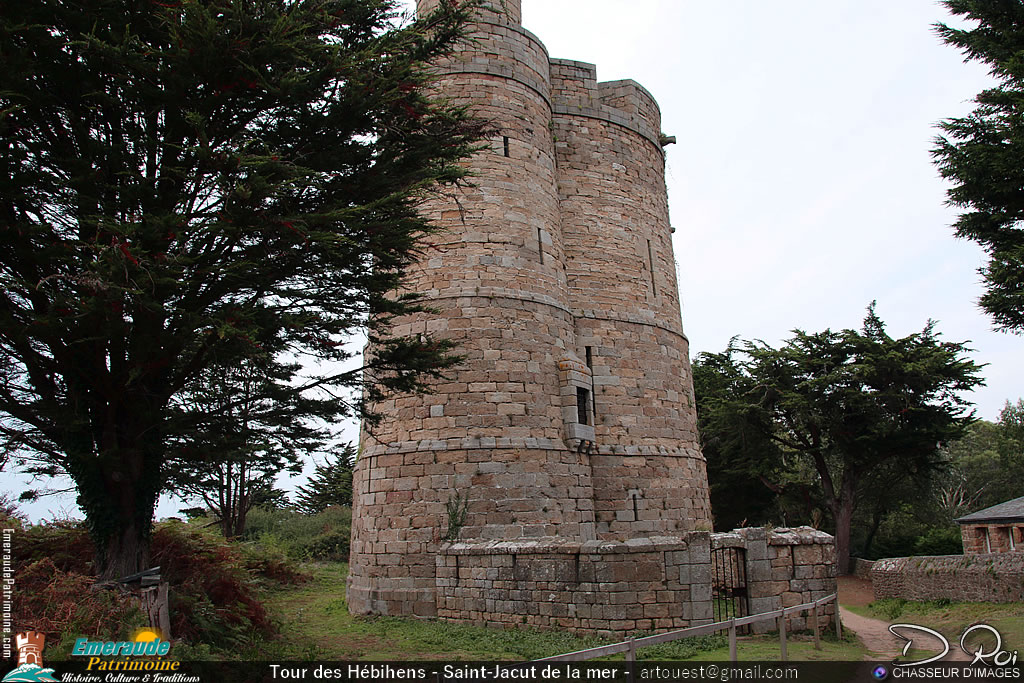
{"left": 956, "top": 496, "right": 1024, "bottom": 554}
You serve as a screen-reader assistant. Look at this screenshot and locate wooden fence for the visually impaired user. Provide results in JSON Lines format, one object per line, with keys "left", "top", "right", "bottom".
{"left": 538, "top": 593, "right": 840, "bottom": 663}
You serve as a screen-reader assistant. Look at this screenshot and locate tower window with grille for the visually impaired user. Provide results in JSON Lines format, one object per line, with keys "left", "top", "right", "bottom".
{"left": 576, "top": 387, "right": 591, "bottom": 425}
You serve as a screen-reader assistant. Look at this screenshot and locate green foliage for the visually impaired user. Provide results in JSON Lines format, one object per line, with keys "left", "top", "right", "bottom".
{"left": 937, "top": 399, "right": 1024, "bottom": 517}
{"left": 0, "top": 0, "right": 487, "bottom": 578}
{"left": 693, "top": 345, "right": 797, "bottom": 530}
{"left": 932, "top": 1, "right": 1024, "bottom": 332}
{"left": 294, "top": 445, "right": 356, "bottom": 514}
{"left": 243, "top": 505, "right": 352, "bottom": 562}
{"left": 872, "top": 599, "right": 909, "bottom": 621}
{"left": 444, "top": 490, "right": 469, "bottom": 541}
{"left": 149, "top": 522, "right": 309, "bottom": 645}
{"left": 694, "top": 305, "right": 982, "bottom": 572}
{"left": 163, "top": 356, "right": 324, "bottom": 538}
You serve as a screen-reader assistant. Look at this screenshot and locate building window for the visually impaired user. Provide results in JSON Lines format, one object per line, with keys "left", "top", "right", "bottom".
{"left": 647, "top": 238, "right": 657, "bottom": 296}
{"left": 577, "top": 387, "right": 591, "bottom": 425}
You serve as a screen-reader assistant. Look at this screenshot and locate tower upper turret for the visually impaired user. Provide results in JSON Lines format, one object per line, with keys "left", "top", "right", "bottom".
{"left": 416, "top": 0, "right": 522, "bottom": 26}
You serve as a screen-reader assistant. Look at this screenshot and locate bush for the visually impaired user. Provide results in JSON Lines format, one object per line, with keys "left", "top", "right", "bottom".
{"left": 150, "top": 521, "right": 304, "bottom": 645}
{"left": 243, "top": 505, "right": 351, "bottom": 562}
{"left": 13, "top": 558, "right": 146, "bottom": 657}
{"left": 15, "top": 518, "right": 96, "bottom": 574}
{"left": 10, "top": 518, "right": 308, "bottom": 650}
{"left": 913, "top": 526, "right": 963, "bottom": 556}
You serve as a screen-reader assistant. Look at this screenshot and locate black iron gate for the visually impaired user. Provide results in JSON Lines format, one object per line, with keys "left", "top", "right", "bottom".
{"left": 711, "top": 546, "right": 749, "bottom": 627}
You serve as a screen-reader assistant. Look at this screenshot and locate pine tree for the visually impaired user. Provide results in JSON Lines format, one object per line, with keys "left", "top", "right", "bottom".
{"left": 0, "top": 0, "right": 486, "bottom": 579}
{"left": 294, "top": 445, "right": 356, "bottom": 514}
{"left": 701, "top": 306, "right": 982, "bottom": 573}
{"left": 933, "top": 0, "right": 1024, "bottom": 333}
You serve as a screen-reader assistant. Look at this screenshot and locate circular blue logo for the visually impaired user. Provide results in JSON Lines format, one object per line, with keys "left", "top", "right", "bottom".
{"left": 872, "top": 666, "right": 888, "bottom": 680}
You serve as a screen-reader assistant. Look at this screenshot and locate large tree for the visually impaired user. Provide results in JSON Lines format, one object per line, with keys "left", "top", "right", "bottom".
{"left": 703, "top": 307, "right": 982, "bottom": 573}
{"left": 0, "top": 0, "right": 486, "bottom": 578}
{"left": 163, "top": 353, "right": 330, "bottom": 538}
{"left": 939, "top": 399, "right": 1024, "bottom": 515}
{"left": 933, "top": 0, "right": 1024, "bottom": 333}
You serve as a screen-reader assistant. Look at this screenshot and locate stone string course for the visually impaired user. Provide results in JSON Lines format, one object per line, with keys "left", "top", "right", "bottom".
{"left": 871, "top": 553, "right": 1024, "bottom": 603}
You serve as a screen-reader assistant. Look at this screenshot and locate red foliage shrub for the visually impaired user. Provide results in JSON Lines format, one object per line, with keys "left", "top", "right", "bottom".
{"left": 13, "top": 558, "right": 144, "bottom": 644}
{"left": 9, "top": 519, "right": 307, "bottom": 647}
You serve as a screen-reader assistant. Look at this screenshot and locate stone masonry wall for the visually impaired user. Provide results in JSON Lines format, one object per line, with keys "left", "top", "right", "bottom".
{"left": 434, "top": 527, "right": 836, "bottom": 635}
{"left": 715, "top": 527, "right": 837, "bottom": 633}
{"left": 851, "top": 558, "right": 875, "bottom": 581}
{"left": 437, "top": 535, "right": 712, "bottom": 635}
{"left": 960, "top": 523, "right": 1024, "bottom": 554}
{"left": 871, "top": 553, "right": 1024, "bottom": 603}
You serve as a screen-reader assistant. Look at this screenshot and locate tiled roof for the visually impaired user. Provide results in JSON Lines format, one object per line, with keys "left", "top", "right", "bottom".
{"left": 955, "top": 496, "right": 1024, "bottom": 524}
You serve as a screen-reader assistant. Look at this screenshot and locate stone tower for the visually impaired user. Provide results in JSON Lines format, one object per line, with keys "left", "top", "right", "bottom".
{"left": 347, "top": 0, "right": 714, "bottom": 630}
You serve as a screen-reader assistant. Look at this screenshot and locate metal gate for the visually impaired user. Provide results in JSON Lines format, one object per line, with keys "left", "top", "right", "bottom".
{"left": 711, "top": 547, "right": 749, "bottom": 626}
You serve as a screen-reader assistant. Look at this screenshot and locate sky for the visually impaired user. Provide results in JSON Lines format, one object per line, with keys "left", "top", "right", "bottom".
{"left": 8, "top": 1, "right": 1021, "bottom": 521}
{"left": 488, "top": 0, "right": 1016, "bottom": 422}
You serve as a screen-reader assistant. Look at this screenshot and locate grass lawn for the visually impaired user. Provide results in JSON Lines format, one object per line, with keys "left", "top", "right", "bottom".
{"left": 844, "top": 598, "right": 1024, "bottom": 656}
{"left": 245, "top": 562, "right": 865, "bottom": 661}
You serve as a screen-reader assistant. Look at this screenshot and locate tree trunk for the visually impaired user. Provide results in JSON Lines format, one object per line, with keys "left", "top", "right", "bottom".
{"left": 72, "top": 430, "right": 162, "bottom": 580}
{"left": 862, "top": 508, "right": 885, "bottom": 559}
{"left": 832, "top": 496, "right": 854, "bottom": 576}
{"left": 95, "top": 518, "right": 152, "bottom": 580}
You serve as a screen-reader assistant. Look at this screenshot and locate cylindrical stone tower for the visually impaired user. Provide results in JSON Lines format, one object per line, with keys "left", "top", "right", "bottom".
{"left": 347, "top": 0, "right": 712, "bottom": 628}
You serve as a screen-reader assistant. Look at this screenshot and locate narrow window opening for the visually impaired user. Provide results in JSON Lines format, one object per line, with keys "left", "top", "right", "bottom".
{"left": 585, "top": 346, "right": 596, "bottom": 424}
{"left": 647, "top": 238, "right": 657, "bottom": 296}
{"left": 503, "top": 136, "right": 510, "bottom": 157}
{"left": 537, "top": 228, "right": 544, "bottom": 264}
{"left": 576, "top": 387, "right": 590, "bottom": 425}
{"left": 632, "top": 493, "right": 640, "bottom": 522}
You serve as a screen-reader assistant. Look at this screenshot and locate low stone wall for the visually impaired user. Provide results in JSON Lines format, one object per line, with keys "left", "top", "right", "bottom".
{"left": 764, "top": 527, "right": 837, "bottom": 631}
{"left": 437, "top": 535, "right": 712, "bottom": 634}
{"left": 871, "top": 553, "right": 1024, "bottom": 603}
{"left": 851, "top": 558, "right": 875, "bottom": 580}
{"left": 436, "top": 526, "right": 837, "bottom": 635}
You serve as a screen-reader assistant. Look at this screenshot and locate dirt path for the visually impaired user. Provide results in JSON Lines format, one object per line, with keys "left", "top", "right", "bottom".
{"left": 837, "top": 576, "right": 970, "bottom": 662}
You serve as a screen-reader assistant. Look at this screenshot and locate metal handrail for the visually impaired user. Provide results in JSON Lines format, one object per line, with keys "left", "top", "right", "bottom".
{"left": 537, "top": 593, "right": 840, "bottom": 663}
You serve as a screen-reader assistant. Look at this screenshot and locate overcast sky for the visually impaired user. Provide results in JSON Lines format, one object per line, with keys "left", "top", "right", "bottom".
{"left": 479, "top": 0, "right": 1016, "bottom": 421}
{"left": 10, "top": 1, "right": 1020, "bottom": 521}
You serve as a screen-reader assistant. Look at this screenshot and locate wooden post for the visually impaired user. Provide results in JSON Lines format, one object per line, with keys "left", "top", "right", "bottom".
{"left": 626, "top": 638, "right": 636, "bottom": 683}
{"left": 811, "top": 603, "right": 821, "bottom": 651}
{"left": 139, "top": 582, "right": 172, "bottom": 639}
{"left": 157, "top": 582, "right": 171, "bottom": 639}
{"left": 779, "top": 612, "right": 788, "bottom": 661}
{"left": 729, "top": 621, "right": 737, "bottom": 662}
